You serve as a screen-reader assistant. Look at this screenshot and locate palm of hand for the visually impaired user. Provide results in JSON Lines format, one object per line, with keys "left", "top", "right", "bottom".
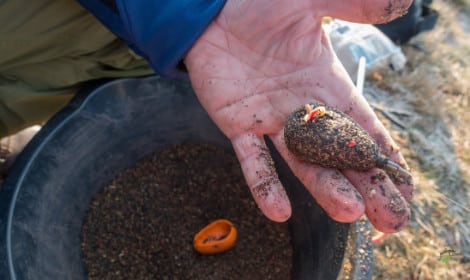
{"left": 185, "top": 0, "right": 413, "bottom": 233}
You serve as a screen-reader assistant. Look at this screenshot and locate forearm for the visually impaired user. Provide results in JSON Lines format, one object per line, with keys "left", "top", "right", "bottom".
{"left": 76, "top": 0, "right": 227, "bottom": 78}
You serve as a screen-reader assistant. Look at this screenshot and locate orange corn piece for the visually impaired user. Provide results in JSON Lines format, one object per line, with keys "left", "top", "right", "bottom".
{"left": 193, "top": 219, "right": 237, "bottom": 254}
{"left": 372, "top": 230, "right": 387, "bottom": 244}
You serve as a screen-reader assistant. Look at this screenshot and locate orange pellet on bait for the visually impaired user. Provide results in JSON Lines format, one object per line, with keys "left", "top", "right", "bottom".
{"left": 193, "top": 219, "right": 237, "bottom": 254}
{"left": 348, "top": 139, "right": 357, "bottom": 148}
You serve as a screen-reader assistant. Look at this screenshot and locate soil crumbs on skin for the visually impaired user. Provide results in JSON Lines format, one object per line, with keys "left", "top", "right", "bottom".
{"left": 81, "top": 143, "right": 292, "bottom": 280}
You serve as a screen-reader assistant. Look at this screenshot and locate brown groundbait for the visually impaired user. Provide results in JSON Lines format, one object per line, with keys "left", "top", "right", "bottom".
{"left": 284, "top": 102, "right": 412, "bottom": 184}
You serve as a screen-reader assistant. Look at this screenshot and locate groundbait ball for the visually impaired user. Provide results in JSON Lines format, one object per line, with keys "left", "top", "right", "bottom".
{"left": 284, "top": 102, "right": 412, "bottom": 183}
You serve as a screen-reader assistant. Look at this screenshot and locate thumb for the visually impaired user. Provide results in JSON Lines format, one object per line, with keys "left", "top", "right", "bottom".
{"left": 317, "top": 0, "right": 413, "bottom": 24}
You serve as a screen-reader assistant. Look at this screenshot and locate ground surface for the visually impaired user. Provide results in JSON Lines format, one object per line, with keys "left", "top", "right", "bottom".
{"left": 369, "top": 0, "right": 470, "bottom": 279}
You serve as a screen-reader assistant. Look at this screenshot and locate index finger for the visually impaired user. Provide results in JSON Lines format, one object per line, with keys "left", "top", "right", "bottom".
{"left": 312, "top": 52, "right": 414, "bottom": 201}
{"left": 317, "top": 0, "right": 413, "bottom": 24}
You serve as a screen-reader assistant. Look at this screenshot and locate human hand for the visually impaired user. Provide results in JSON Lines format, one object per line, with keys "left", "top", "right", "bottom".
{"left": 184, "top": 0, "right": 413, "bottom": 233}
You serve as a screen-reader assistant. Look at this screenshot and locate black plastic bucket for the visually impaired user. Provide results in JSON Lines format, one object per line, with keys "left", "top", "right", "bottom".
{"left": 0, "top": 76, "right": 373, "bottom": 279}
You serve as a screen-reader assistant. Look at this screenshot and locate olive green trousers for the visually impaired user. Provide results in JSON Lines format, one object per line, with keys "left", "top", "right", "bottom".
{"left": 0, "top": 0, "right": 154, "bottom": 137}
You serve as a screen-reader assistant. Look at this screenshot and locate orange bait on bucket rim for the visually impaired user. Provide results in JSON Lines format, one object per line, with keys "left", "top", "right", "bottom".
{"left": 193, "top": 219, "right": 237, "bottom": 254}
{"left": 372, "top": 230, "right": 387, "bottom": 244}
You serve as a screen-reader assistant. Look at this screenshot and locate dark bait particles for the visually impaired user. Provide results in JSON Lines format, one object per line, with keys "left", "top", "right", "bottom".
{"left": 284, "top": 102, "right": 412, "bottom": 182}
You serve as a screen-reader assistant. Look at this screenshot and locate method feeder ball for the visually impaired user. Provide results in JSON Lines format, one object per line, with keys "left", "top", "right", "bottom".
{"left": 284, "top": 102, "right": 412, "bottom": 183}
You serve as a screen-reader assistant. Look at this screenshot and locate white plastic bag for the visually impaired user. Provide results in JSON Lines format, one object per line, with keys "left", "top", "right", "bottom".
{"left": 324, "top": 19, "right": 407, "bottom": 79}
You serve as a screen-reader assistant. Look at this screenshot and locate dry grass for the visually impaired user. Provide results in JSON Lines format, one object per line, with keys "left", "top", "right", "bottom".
{"left": 368, "top": 0, "right": 470, "bottom": 279}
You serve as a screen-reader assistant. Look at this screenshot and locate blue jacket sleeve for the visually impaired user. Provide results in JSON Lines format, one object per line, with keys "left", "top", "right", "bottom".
{"left": 77, "top": 0, "right": 227, "bottom": 78}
